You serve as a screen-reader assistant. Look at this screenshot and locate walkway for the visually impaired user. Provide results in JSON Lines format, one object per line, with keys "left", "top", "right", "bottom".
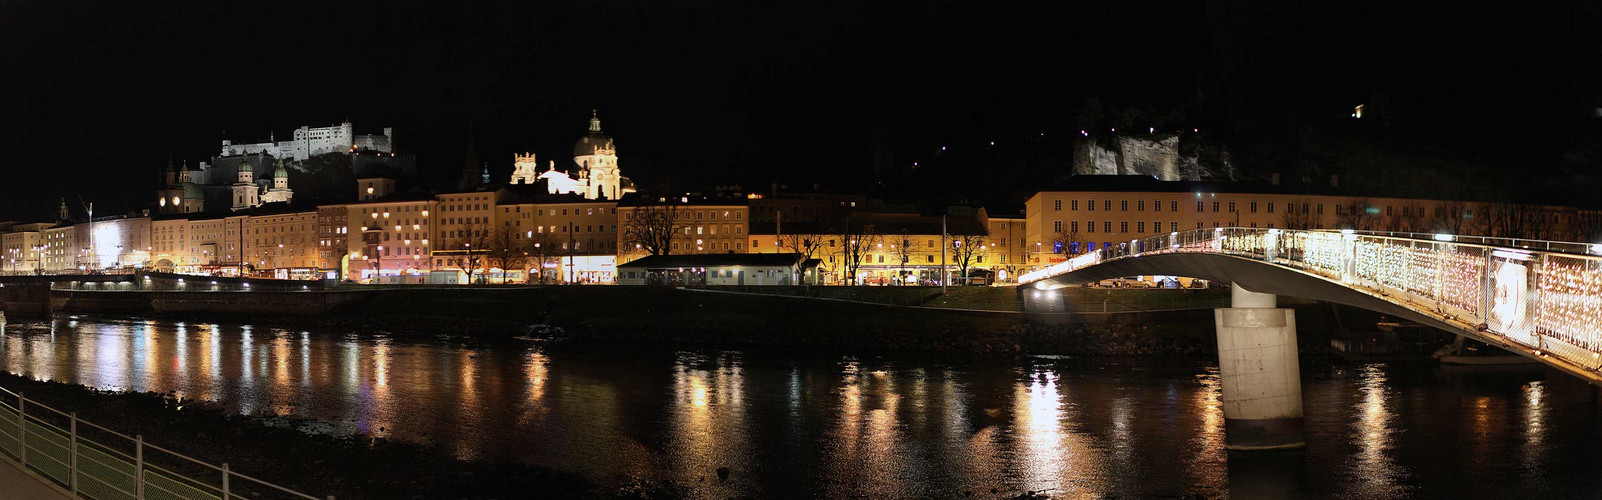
{"left": 1021, "top": 227, "right": 1602, "bottom": 384}
{"left": 0, "top": 455, "right": 72, "bottom": 500}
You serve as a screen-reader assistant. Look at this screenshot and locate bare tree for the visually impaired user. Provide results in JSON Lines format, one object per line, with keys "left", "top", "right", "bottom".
{"left": 888, "top": 231, "right": 916, "bottom": 284}
{"left": 1432, "top": 200, "right": 1470, "bottom": 235}
{"left": 951, "top": 234, "right": 987, "bottom": 285}
{"left": 448, "top": 217, "right": 490, "bottom": 283}
{"left": 777, "top": 232, "right": 829, "bottom": 261}
{"left": 525, "top": 231, "right": 561, "bottom": 284}
{"left": 485, "top": 224, "right": 529, "bottom": 283}
{"left": 1052, "top": 231, "right": 1087, "bottom": 255}
{"left": 837, "top": 222, "right": 879, "bottom": 286}
{"left": 1571, "top": 209, "right": 1602, "bottom": 243}
{"left": 623, "top": 204, "right": 682, "bottom": 256}
{"left": 1279, "top": 198, "right": 1324, "bottom": 230}
{"left": 1337, "top": 198, "right": 1380, "bottom": 230}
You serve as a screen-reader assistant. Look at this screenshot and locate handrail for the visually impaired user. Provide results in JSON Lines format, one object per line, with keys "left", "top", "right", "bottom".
{"left": 0, "top": 383, "right": 326, "bottom": 500}
{"left": 1020, "top": 226, "right": 1602, "bottom": 381}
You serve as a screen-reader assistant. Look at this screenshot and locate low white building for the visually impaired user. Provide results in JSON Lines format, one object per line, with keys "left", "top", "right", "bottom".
{"left": 616, "top": 253, "right": 816, "bottom": 286}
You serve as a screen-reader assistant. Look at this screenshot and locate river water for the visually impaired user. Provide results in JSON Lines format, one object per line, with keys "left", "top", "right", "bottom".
{"left": 0, "top": 316, "right": 1599, "bottom": 498}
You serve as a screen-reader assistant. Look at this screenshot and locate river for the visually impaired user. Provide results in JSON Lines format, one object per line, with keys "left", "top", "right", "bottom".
{"left": 0, "top": 315, "right": 1598, "bottom": 498}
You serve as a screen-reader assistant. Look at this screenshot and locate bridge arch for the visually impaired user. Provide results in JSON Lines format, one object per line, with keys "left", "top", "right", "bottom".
{"left": 1021, "top": 228, "right": 1602, "bottom": 449}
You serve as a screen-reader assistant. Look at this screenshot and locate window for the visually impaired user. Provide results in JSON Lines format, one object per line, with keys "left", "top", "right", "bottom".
{"left": 1171, "top": 201, "right": 1178, "bottom": 212}
{"left": 1171, "top": 222, "right": 1178, "bottom": 232}
{"left": 1250, "top": 202, "right": 1258, "bottom": 213}
{"left": 1336, "top": 204, "right": 1345, "bottom": 215}
{"left": 1316, "top": 204, "right": 1324, "bottom": 215}
{"left": 1119, "top": 221, "right": 1128, "bottom": 232}
{"left": 1267, "top": 203, "right": 1275, "bottom": 214}
{"left": 1070, "top": 221, "right": 1079, "bottom": 233}
{"left": 1088, "top": 199, "right": 1095, "bottom": 212}
{"left": 1121, "top": 200, "right": 1129, "bottom": 211}
{"left": 1071, "top": 200, "right": 1079, "bottom": 211}
{"left": 1103, "top": 200, "right": 1112, "bottom": 211}
{"left": 1088, "top": 220, "right": 1096, "bottom": 233}
{"left": 1137, "top": 221, "right": 1145, "bottom": 233}
{"left": 1228, "top": 202, "right": 1236, "bottom": 212}
{"left": 1053, "top": 200, "right": 1062, "bottom": 211}
{"left": 926, "top": 255, "right": 934, "bottom": 263}
{"left": 1212, "top": 201, "right": 1220, "bottom": 212}
{"left": 1197, "top": 201, "right": 1204, "bottom": 212}
{"left": 1054, "top": 220, "right": 1063, "bottom": 233}
{"left": 1137, "top": 200, "right": 1145, "bottom": 211}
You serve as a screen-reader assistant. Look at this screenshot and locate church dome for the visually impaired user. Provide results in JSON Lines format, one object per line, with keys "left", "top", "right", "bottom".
{"left": 274, "top": 159, "right": 289, "bottom": 178}
{"left": 573, "top": 110, "right": 616, "bottom": 157}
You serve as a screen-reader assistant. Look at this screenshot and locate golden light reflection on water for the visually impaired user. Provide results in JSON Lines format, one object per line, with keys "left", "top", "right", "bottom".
{"left": 669, "top": 352, "right": 746, "bottom": 491}
{"left": 1521, "top": 381, "right": 1546, "bottom": 480}
{"left": 0, "top": 317, "right": 1590, "bottom": 497}
{"left": 1014, "top": 369, "right": 1073, "bottom": 494}
{"left": 1350, "top": 364, "right": 1403, "bottom": 497}
{"left": 1183, "top": 369, "right": 1227, "bottom": 492}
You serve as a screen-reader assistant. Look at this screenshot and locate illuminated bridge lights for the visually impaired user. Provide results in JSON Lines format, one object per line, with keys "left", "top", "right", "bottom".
{"left": 1019, "top": 228, "right": 1602, "bottom": 376}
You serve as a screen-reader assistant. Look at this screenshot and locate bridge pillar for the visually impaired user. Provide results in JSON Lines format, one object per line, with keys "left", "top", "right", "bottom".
{"left": 1214, "top": 283, "right": 1304, "bottom": 450}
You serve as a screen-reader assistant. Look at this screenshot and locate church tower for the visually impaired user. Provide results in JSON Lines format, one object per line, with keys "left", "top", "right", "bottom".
{"left": 261, "top": 158, "right": 294, "bottom": 204}
{"left": 573, "top": 110, "right": 623, "bottom": 200}
{"left": 231, "top": 156, "right": 261, "bottom": 211}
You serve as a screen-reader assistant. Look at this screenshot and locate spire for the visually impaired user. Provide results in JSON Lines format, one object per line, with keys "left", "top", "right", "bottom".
{"left": 481, "top": 162, "right": 490, "bottom": 185}
{"left": 589, "top": 109, "right": 602, "bottom": 133}
{"left": 59, "top": 198, "right": 69, "bottom": 222}
{"left": 460, "top": 122, "right": 481, "bottom": 191}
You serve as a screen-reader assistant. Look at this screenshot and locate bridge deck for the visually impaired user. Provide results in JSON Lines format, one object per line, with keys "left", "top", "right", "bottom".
{"left": 1022, "top": 228, "right": 1602, "bottom": 384}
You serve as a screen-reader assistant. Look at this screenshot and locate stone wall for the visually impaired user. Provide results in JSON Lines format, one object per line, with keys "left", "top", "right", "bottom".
{"left": 1074, "top": 134, "right": 1186, "bottom": 180}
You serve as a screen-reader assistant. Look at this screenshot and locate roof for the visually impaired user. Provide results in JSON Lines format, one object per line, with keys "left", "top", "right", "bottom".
{"left": 574, "top": 111, "right": 615, "bottom": 157}
{"left": 1043, "top": 174, "right": 1330, "bottom": 196}
{"left": 619, "top": 253, "right": 806, "bottom": 269}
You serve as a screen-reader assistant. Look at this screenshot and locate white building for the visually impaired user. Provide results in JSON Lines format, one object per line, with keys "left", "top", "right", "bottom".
{"left": 508, "top": 111, "right": 636, "bottom": 201}
{"left": 219, "top": 121, "right": 392, "bottom": 161}
{"left": 260, "top": 160, "right": 294, "bottom": 204}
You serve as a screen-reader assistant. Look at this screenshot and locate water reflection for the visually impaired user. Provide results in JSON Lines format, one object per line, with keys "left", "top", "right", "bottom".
{"left": 1350, "top": 364, "right": 1405, "bottom": 498}
{"left": 0, "top": 317, "right": 1595, "bottom": 497}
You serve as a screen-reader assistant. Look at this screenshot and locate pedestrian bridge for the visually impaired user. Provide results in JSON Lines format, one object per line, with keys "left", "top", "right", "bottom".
{"left": 1020, "top": 228, "right": 1602, "bottom": 385}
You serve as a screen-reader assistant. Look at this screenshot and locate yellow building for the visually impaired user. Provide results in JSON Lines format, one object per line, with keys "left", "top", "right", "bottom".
{"left": 617, "top": 196, "right": 751, "bottom": 265}
{"left": 341, "top": 196, "right": 437, "bottom": 280}
{"left": 493, "top": 193, "right": 619, "bottom": 283}
{"left": 1024, "top": 175, "right": 1584, "bottom": 274}
{"left": 240, "top": 209, "right": 321, "bottom": 278}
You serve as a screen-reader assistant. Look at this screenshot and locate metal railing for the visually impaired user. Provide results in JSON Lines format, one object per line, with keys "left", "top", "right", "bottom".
{"left": 1020, "top": 227, "right": 1602, "bottom": 377}
{"left": 0, "top": 384, "right": 328, "bottom": 500}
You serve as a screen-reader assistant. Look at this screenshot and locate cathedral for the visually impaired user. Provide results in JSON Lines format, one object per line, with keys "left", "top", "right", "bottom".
{"left": 510, "top": 110, "right": 636, "bottom": 200}
{"left": 155, "top": 153, "right": 294, "bottom": 215}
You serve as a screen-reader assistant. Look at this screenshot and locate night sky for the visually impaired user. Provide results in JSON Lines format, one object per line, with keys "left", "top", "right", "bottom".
{"left": 3, "top": 1, "right": 1599, "bottom": 220}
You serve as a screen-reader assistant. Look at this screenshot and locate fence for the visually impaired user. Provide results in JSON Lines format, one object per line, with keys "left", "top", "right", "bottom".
{"left": 1020, "top": 227, "right": 1602, "bottom": 375}
{"left": 0, "top": 385, "right": 326, "bottom": 500}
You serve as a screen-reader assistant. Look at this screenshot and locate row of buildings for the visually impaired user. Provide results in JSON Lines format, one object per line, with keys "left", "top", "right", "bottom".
{"left": 5, "top": 112, "right": 1594, "bottom": 286}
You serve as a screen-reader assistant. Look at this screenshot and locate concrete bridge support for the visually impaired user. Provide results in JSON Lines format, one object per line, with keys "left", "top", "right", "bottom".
{"left": 1214, "top": 283, "right": 1305, "bottom": 450}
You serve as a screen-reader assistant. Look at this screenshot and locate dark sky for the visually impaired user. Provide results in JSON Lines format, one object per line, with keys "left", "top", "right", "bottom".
{"left": 2, "top": 1, "right": 1599, "bottom": 220}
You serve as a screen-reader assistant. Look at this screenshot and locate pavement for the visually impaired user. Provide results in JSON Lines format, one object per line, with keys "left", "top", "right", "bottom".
{"left": 0, "top": 456, "right": 72, "bottom": 500}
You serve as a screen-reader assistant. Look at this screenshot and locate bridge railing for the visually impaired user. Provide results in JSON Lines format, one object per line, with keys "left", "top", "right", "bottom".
{"left": 0, "top": 384, "right": 328, "bottom": 500}
{"left": 1020, "top": 227, "right": 1602, "bottom": 376}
